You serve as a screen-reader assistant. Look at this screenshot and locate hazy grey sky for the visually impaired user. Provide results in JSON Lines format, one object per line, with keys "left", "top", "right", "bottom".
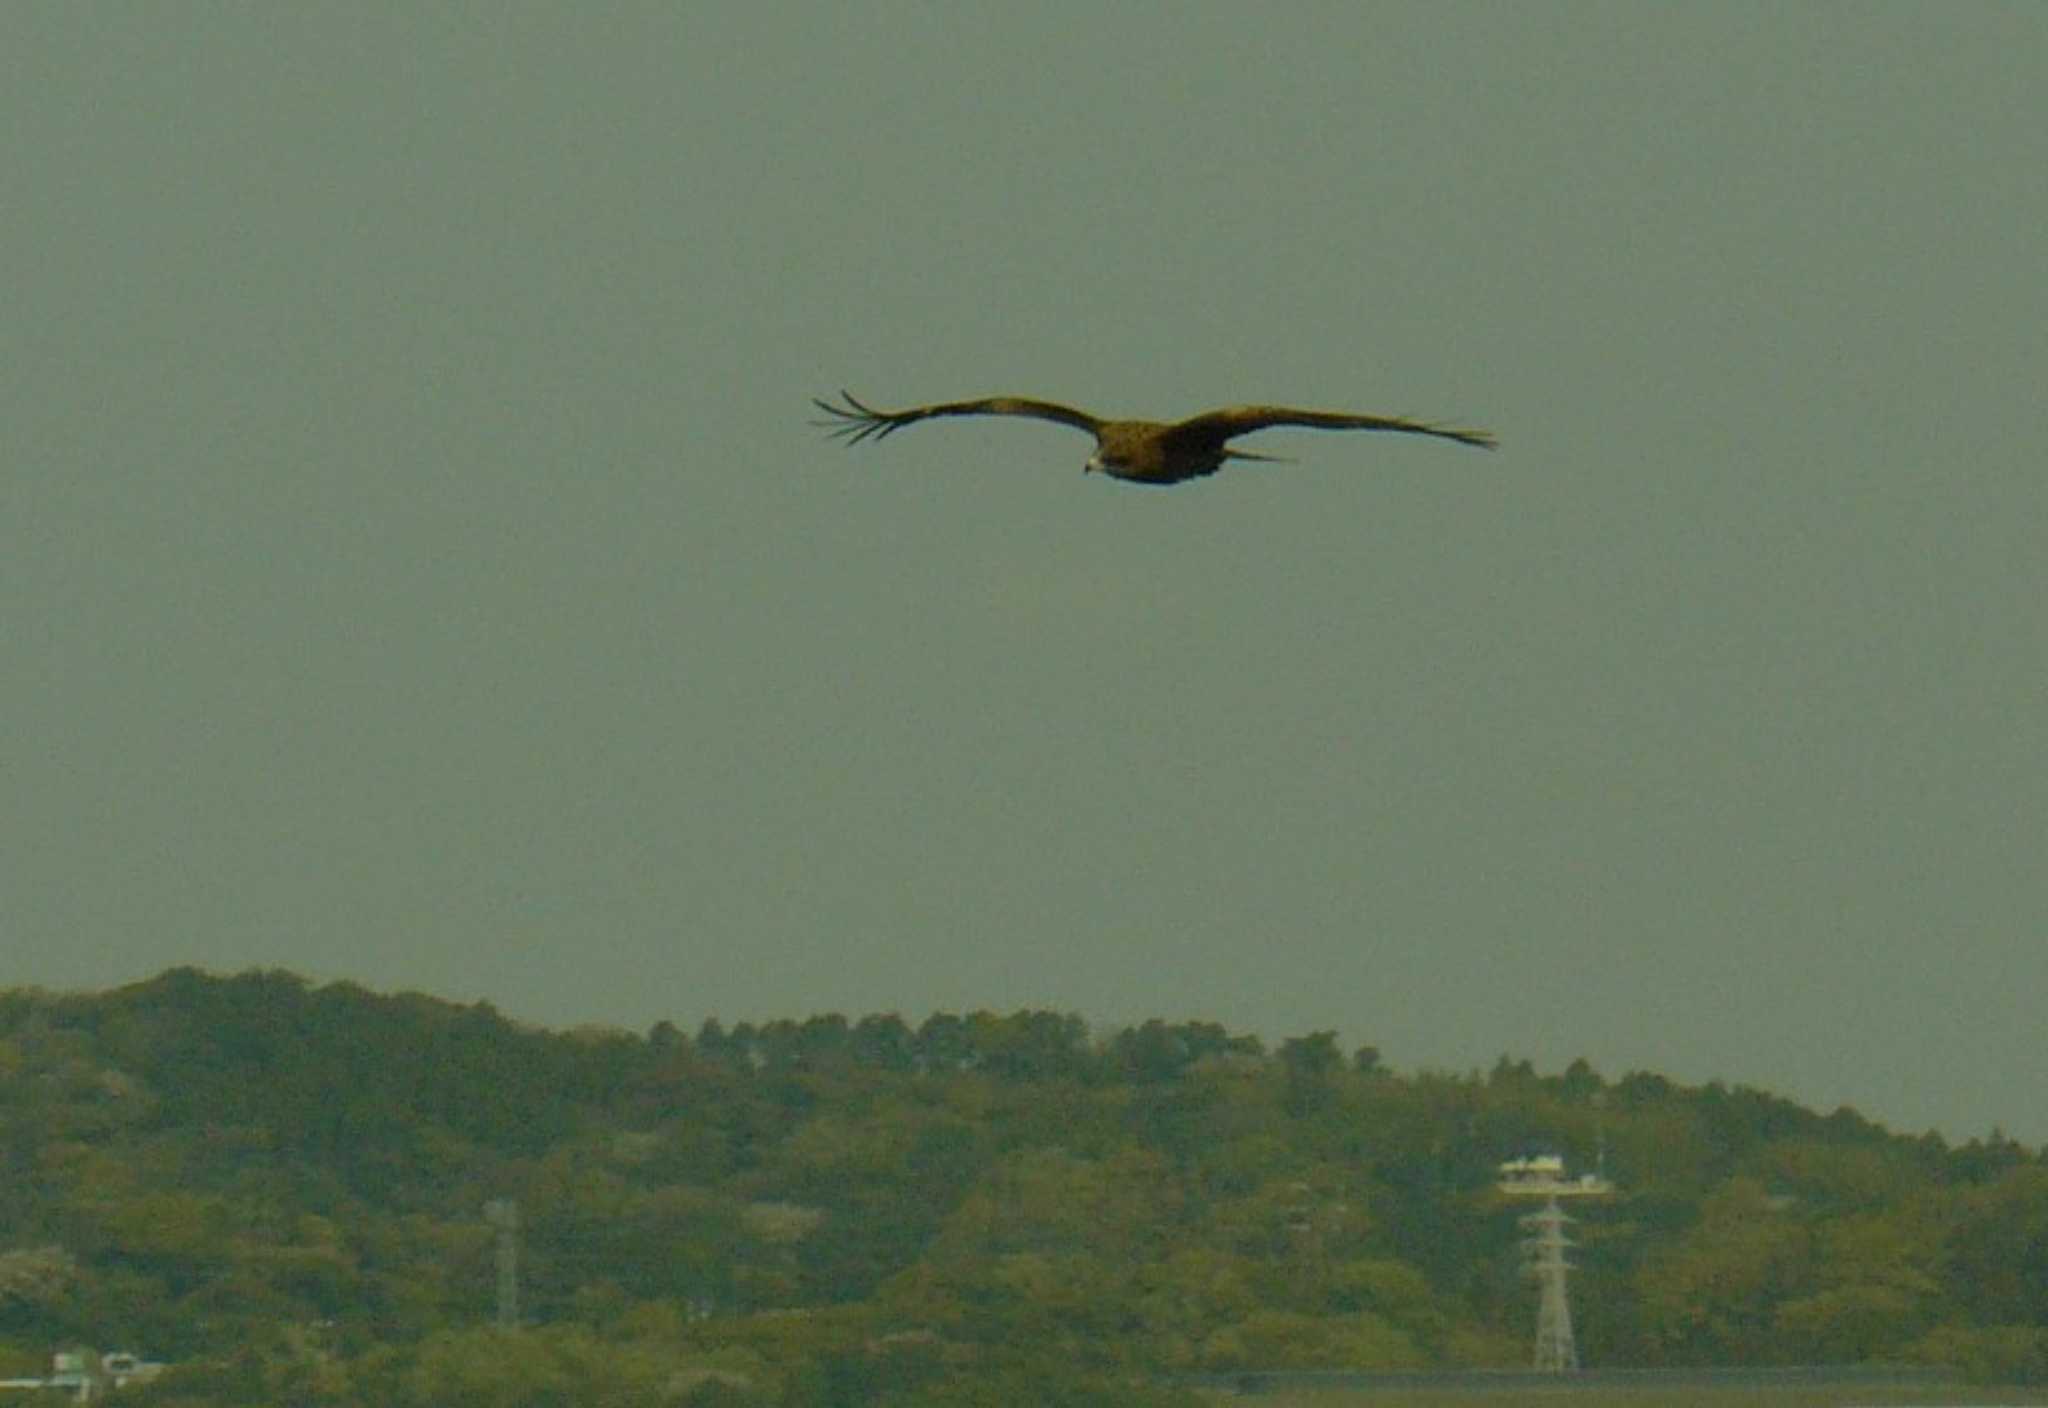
{"left": 6, "top": 5, "right": 2044, "bottom": 1144}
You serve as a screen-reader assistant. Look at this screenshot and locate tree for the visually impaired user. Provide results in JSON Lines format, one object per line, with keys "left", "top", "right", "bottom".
{"left": 1944, "top": 1165, "right": 2048, "bottom": 1327}
{"left": 1278, "top": 1032, "right": 1342, "bottom": 1115}
{"left": 1635, "top": 1178, "right": 1811, "bottom": 1363}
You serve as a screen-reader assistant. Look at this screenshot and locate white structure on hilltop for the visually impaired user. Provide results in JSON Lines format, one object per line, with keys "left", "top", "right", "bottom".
{"left": 1497, "top": 1155, "right": 1613, "bottom": 1372}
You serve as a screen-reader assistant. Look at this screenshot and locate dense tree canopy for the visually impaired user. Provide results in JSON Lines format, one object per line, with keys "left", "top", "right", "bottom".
{"left": 0, "top": 968, "right": 2041, "bottom": 1405}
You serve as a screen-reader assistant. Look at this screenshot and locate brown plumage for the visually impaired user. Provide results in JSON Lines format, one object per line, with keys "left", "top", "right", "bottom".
{"left": 813, "top": 390, "right": 1495, "bottom": 486}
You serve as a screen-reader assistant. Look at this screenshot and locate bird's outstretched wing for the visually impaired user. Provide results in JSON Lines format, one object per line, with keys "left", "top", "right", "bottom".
{"left": 1169, "top": 405, "right": 1497, "bottom": 452}
{"left": 812, "top": 390, "right": 1105, "bottom": 445}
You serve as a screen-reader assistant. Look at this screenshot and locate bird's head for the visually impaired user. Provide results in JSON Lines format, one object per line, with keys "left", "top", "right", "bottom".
{"left": 1085, "top": 445, "right": 1130, "bottom": 476}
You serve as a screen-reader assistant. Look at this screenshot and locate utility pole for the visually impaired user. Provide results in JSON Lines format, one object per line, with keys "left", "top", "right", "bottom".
{"left": 484, "top": 1199, "right": 520, "bottom": 1329}
{"left": 1520, "top": 1200, "right": 1578, "bottom": 1371}
{"left": 1497, "top": 1156, "right": 1612, "bottom": 1372}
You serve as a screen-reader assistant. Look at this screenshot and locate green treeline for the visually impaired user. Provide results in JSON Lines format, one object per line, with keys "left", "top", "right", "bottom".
{"left": 0, "top": 968, "right": 2042, "bottom": 1406}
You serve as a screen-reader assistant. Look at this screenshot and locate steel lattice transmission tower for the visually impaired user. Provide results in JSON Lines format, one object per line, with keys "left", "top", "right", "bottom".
{"left": 484, "top": 1199, "right": 520, "bottom": 1329}
{"left": 1498, "top": 1156, "right": 1612, "bottom": 1372}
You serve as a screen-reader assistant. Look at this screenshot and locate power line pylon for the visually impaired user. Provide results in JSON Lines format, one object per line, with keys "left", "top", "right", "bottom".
{"left": 1498, "top": 1156, "right": 1611, "bottom": 1372}
{"left": 1520, "top": 1199, "right": 1578, "bottom": 1370}
{"left": 484, "top": 1198, "right": 520, "bottom": 1329}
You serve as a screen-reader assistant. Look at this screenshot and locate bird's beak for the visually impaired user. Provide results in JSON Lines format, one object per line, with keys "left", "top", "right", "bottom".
{"left": 1082, "top": 454, "right": 1101, "bottom": 475}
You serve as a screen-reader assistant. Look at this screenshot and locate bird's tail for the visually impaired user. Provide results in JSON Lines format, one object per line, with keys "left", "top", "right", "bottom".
{"left": 1222, "top": 448, "right": 1294, "bottom": 464}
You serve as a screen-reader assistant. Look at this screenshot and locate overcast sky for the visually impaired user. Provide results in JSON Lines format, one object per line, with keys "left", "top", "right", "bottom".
{"left": 5, "top": 4, "right": 2044, "bottom": 1146}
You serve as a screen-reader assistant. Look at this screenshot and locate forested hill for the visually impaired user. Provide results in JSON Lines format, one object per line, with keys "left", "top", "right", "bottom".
{"left": 0, "top": 968, "right": 2041, "bottom": 1405}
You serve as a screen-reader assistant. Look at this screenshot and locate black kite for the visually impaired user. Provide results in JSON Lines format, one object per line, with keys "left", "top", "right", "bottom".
{"left": 813, "top": 390, "right": 1495, "bottom": 485}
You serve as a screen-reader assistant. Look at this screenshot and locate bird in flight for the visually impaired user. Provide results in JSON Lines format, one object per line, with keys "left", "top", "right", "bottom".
{"left": 813, "top": 390, "right": 1495, "bottom": 486}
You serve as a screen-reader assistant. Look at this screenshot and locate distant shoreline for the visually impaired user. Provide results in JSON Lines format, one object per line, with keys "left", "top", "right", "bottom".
{"left": 1177, "top": 1364, "right": 1968, "bottom": 1395}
